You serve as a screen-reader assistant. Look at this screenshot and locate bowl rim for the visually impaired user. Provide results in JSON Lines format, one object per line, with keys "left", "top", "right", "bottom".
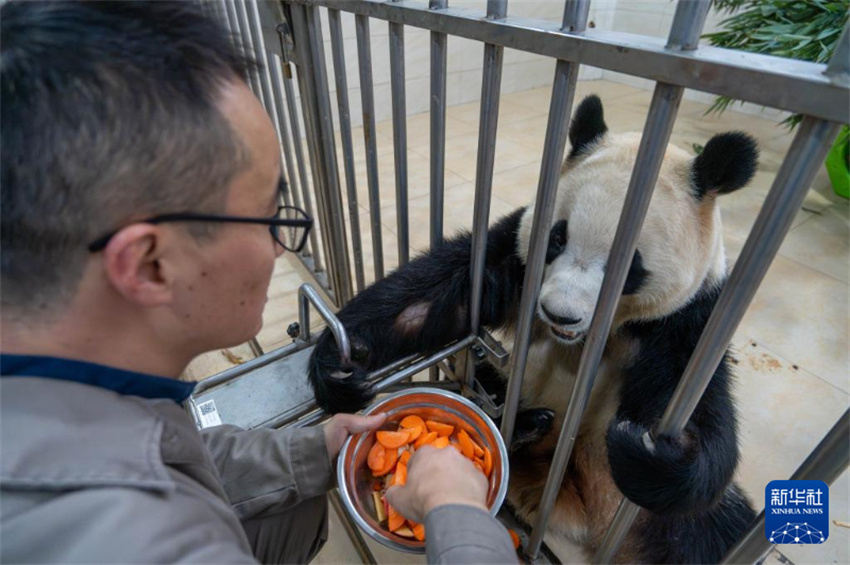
{"left": 335, "top": 387, "right": 510, "bottom": 554}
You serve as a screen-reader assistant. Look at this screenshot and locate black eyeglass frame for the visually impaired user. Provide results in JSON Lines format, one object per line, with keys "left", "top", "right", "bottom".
{"left": 87, "top": 205, "right": 313, "bottom": 253}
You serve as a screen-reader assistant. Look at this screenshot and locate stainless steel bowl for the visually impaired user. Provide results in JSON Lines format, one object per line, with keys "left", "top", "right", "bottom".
{"left": 336, "top": 387, "right": 509, "bottom": 554}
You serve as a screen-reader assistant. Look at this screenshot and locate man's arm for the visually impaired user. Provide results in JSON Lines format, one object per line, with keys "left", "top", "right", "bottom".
{"left": 200, "top": 424, "right": 333, "bottom": 520}
{"left": 425, "top": 505, "right": 518, "bottom": 564}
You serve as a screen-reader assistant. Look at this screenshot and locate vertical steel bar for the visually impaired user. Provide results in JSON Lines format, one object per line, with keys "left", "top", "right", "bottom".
{"left": 290, "top": 4, "right": 354, "bottom": 306}
{"left": 721, "top": 409, "right": 849, "bottom": 564}
{"left": 328, "top": 9, "right": 367, "bottom": 293}
{"left": 464, "top": 0, "right": 508, "bottom": 388}
{"left": 429, "top": 0, "right": 448, "bottom": 251}
{"left": 428, "top": 0, "right": 449, "bottom": 383}
{"left": 276, "top": 23, "right": 324, "bottom": 271}
{"left": 233, "top": 0, "right": 267, "bottom": 106}
{"left": 824, "top": 24, "right": 850, "bottom": 82}
{"left": 269, "top": 55, "right": 305, "bottom": 214}
{"left": 355, "top": 15, "right": 385, "bottom": 281}
{"left": 389, "top": 19, "right": 410, "bottom": 266}
{"left": 246, "top": 0, "right": 280, "bottom": 121}
{"left": 329, "top": 489, "right": 379, "bottom": 565}
{"left": 500, "top": 0, "right": 588, "bottom": 455}
{"left": 224, "top": 0, "right": 250, "bottom": 85}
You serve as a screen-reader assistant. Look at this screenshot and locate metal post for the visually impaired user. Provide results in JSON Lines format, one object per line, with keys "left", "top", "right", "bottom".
{"left": 224, "top": 0, "right": 250, "bottom": 85}
{"left": 389, "top": 19, "right": 410, "bottom": 266}
{"left": 276, "top": 22, "right": 324, "bottom": 271}
{"left": 464, "top": 0, "right": 508, "bottom": 388}
{"left": 429, "top": 0, "right": 448, "bottom": 251}
{"left": 328, "top": 9, "right": 367, "bottom": 293}
{"left": 355, "top": 14, "right": 385, "bottom": 281}
{"left": 289, "top": 4, "right": 354, "bottom": 306}
{"left": 233, "top": 0, "right": 266, "bottom": 106}
{"left": 721, "top": 410, "right": 849, "bottom": 565}
{"left": 500, "top": 0, "right": 588, "bottom": 454}
{"left": 329, "top": 490, "right": 378, "bottom": 565}
{"left": 269, "top": 55, "right": 305, "bottom": 214}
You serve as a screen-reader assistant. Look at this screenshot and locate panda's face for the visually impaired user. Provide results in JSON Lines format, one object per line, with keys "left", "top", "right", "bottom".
{"left": 518, "top": 96, "right": 758, "bottom": 346}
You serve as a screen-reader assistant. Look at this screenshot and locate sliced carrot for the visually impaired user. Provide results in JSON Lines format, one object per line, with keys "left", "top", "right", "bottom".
{"left": 404, "top": 424, "right": 423, "bottom": 442}
{"left": 471, "top": 437, "right": 485, "bottom": 458}
{"left": 432, "top": 436, "right": 449, "bottom": 449}
{"left": 367, "top": 442, "right": 386, "bottom": 471}
{"left": 399, "top": 450, "right": 412, "bottom": 465}
{"left": 509, "top": 529, "right": 521, "bottom": 549}
{"left": 377, "top": 429, "right": 411, "bottom": 449}
{"left": 412, "top": 522, "right": 426, "bottom": 541}
{"left": 457, "top": 429, "right": 475, "bottom": 459}
{"left": 374, "top": 447, "right": 398, "bottom": 477}
{"left": 425, "top": 420, "right": 455, "bottom": 437}
{"left": 473, "top": 460, "right": 484, "bottom": 474}
{"left": 449, "top": 440, "right": 463, "bottom": 453}
{"left": 387, "top": 504, "right": 405, "bottom": 532}
{"left": 391, "top": 463, "right": 407, "bottom": 486}
{"left": 400, "top": 415, "right": 426, "bottom": 430}
{"left": 482, "top": 446, "right": 493, "bottom": 477}
{"left": 413, "top": 430, "right": 438, "bottom": 449}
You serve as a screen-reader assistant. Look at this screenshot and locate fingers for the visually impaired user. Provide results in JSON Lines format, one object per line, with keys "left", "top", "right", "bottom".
{"left": 341, "top": 412, "right": 387, "bottom": 434}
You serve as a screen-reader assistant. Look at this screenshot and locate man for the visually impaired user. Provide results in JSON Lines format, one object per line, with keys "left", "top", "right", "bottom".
{"left": 0, "top": 2, "right": 517, "bottom": 563}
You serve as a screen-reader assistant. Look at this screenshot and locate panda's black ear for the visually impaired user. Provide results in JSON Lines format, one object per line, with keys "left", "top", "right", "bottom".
{"left": 692, "top": 132, "right": 758, "bottom": 198}
{"left": 568, "top": 95, "right": 608, "bottom": 159}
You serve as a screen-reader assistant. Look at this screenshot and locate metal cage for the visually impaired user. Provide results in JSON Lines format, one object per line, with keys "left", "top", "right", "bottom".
{"left": 192, "top": 0, "right": 849, "bottom": 562}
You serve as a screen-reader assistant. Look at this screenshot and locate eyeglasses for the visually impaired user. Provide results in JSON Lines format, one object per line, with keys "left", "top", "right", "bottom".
{"left": 87, "top": 205, "right": 313, "bottom": 253}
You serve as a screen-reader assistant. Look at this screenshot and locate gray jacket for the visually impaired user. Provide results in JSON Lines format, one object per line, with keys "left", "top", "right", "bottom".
{"left": 1, "top": 375, "right": 516, "bottom": 564}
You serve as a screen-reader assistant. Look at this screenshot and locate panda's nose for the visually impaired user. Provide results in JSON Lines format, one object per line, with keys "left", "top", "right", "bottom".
{"left": 541, "top": 305, "right": 582, "bottom": 326}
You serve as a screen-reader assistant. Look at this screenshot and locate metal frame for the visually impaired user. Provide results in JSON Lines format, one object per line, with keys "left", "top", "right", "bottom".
{"left": 198, "top": 1, "right": 850, "bottom": 563}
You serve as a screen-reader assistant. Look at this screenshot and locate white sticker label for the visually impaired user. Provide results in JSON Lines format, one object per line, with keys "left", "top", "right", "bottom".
{"left": 197, "top": 399, "right": 222, "bottom": 428}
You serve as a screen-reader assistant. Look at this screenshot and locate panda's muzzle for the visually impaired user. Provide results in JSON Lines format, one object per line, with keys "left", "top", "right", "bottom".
{"left": 540, "top": 305, "right": 585, "bottom": 343}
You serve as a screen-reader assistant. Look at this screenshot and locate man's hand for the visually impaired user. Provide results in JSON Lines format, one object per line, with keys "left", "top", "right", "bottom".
{"left": 385, "top": 445, "right": 489, "bottom": 523}
{"left": 323, "top": 412, "right": 387, "bottom": 460}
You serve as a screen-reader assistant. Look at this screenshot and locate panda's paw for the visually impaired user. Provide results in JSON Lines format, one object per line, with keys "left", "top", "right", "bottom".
{"left": 308, "top": 330, "right": 377, "bottom": 414}
{"left": 511, "top": 408, "right": 555, "bottom": 453}
{"left": 606, "top": 419, "right": 699, "bottom": 514}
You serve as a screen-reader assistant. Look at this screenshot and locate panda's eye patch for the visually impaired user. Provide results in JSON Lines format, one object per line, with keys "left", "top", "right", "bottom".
{"left": 622, "top": 249, "right": 649, "bottom": 295}
{"left": 545, "top": 219, "right": 568, "bottom": 264}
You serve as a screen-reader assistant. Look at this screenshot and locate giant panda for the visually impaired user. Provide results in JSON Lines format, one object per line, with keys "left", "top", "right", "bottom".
{"left": 308, "top": 95, "right": 758, "bottom": 563}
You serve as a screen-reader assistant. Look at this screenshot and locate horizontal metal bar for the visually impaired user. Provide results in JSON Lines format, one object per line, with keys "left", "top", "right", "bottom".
{"left": 374, "top": 335, "right": 477, "bottom": 392}
{"left": 291, "top": 0, "right": 849, "bottom": 123}
{"left": 721, "top": 409, "right": 849, "bottom": 564}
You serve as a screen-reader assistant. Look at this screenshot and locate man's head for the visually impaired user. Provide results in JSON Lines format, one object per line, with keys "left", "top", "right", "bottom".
{"left": 1, "top": 1, "right": 284, "bottom": 369}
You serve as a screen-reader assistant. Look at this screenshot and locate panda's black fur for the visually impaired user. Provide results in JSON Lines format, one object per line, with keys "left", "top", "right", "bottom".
{"left": 309, "top": 95, "right": 758, "bottom": 563}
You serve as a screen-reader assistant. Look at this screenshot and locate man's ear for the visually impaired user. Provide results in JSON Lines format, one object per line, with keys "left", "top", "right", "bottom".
{"left": 101, "top": 224, "right": 173, "bottom": 307}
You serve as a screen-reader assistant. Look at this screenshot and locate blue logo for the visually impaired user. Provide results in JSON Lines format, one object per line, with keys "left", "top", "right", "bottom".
{"left": 765, "top": 480, "right": 829, "bottom": 544}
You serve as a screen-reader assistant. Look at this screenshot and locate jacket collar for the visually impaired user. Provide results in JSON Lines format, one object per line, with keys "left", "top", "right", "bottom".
{"left": 0, "top": 354, "right": 195, "bottom": 404}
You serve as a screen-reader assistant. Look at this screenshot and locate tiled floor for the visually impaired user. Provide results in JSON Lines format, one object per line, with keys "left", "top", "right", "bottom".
{"left": 184, "top": 79, "right": 849, "bottom": 564}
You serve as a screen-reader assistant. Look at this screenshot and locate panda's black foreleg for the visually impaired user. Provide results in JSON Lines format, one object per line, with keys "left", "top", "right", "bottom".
{"left": 308, "top": 207, "right": 527, "bottom": 414}
{"left": 605, "top": 400, "right": 742, "bottom": 516}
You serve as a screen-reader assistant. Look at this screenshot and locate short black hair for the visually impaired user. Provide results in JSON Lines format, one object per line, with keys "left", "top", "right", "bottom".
{"left": 1, "top": 1, "right": 254, "bottom": 315}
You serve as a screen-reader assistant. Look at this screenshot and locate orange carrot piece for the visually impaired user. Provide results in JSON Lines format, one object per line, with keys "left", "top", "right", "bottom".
{"left": 412, "top": 523, "right": 426, "bottom": 541}
{"left": 400, "top": 415, "right": 426, "bottom": 430}
{"left": 473, "top": 460, "right": 484, "bottom": 474}
{"left": 432, "top": 436, "right": 449, "bottom": 449}
{"left": 399, "top": 450, "right": 412, "bottom": 465}
{"left": 404, "top": 424, "right": 423, "bottom": 442}
{"left": 471, "top": 437, "right": 485, "bottom": 458}
{"left": 377, "top": 429, "right": 411, "bottom": 449}
{"left": 425, "top": 420, "right": 455, "bottom": 437}
{"left": 391, "top": 463, "right": 408, "bottom": 486}
{"left": 367, "top": 442, "right": 386, "bottom": 471}
{"left": 482, "top": 446, "right": 493, "bottom": 477}
{"left": 373, "top": 447, "right": 398, "bottom": 477}
{"left": 413, "top": 430, "right": 438, "bottom": 449}
{"left": 449, "top": 440, "right": 463, "bottom": 453}
{"left": 387, "top": 504, "right": 405, "bottom": 532}
{"left": 457, "top": 429, "right": 475, "bottom": 459}
{"left": 509, "top": 529, "right": 521, "bottom": 549}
